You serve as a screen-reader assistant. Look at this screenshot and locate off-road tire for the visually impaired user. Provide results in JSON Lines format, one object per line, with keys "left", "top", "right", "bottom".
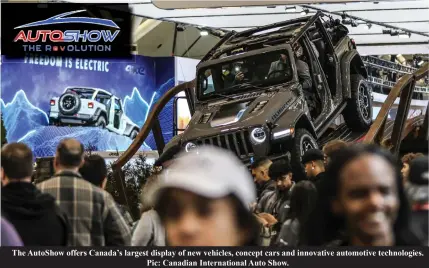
{"left": 59, "top": 92, "right": 81, "bottom": 115}
{"left": 95, "top": 115, "right": 107, "bottom": 129}
{"left": 130, "top": 129, "right": 139, "bottom": 140}
{"left": 343, "top": 74, "right": 372, "bottom": 131}
{"left": 290, "top": 128, "right": 319, "bottom": 180}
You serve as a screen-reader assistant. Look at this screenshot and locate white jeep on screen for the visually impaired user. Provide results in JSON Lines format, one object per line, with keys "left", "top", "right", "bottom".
{"left": 49, "top": 87, "right": 140, "bottom": 139}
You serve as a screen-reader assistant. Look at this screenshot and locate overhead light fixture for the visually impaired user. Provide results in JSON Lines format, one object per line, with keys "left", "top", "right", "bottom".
{"left": 200, "top": 30, "right": 209, "bottom": 36}
{"left": 342, "top": 19, "right": 357, "bottom": 27}
{"left": 399, "top": 32, "right": 411, "bottom": 38}
{"left": 285, "top": 6, "right": 297, "bottom": 13}
{"left": 300, "top": 8, "right": 309, "bottom": 15}
{"left": 176, "top": 24, "right": 186, "bottom": 32}
{"left": 382, "top": 29, "right": 394, "bottom": 35}
{"left": 383, "top": 29, "right": 411, "bottom": 38}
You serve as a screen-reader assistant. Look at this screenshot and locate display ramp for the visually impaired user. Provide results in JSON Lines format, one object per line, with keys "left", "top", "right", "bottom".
{"left": 109, "top": 63, "right": 428, "bottom": 209}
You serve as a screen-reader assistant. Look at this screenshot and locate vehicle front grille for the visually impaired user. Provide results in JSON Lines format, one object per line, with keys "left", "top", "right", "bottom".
{"left": 195, "top": 130, "right": 254, "bottom": 159}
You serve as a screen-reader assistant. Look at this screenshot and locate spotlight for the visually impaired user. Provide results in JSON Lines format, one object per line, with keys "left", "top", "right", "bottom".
{"left": 382, "top": 29, "right": 394, "bottom": 35}
{"left": 176, "top": 24, "right": 186, "bottom": 32}
{"left": 285, "top": 6, "right": 297, "bottom": 13}
{"left": 365, "top": 23, "right": 372, "bottom": 30}
{"left": 200, "top": 30, "right": 209, "bottom": 36}
{"left": 342, "top": 19, "right": 357, "bottom": 27}
{"left": 300, "top": 8, "right": 309, "bottom": 15}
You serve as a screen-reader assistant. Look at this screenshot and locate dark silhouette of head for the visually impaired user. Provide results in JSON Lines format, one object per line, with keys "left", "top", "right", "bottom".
{"left": 79, "top": 154, "right": 107, "bottom": 188}
{"left": 1, "top": 143, "right": 33, "bottom": 184}
{"left": 54, "top": 138, "right": 84, "bottom": 171}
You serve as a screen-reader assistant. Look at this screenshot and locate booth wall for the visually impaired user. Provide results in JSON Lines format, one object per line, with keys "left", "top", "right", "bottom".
{"left": 1, "top": 54, "right": 175, "bottom": 157}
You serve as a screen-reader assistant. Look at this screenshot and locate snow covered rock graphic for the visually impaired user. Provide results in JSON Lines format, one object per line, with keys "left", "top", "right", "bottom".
{"left": 123, "top": 87, "right": 153, "bottom": 128}
{"left": 1, "top": 90, "right": 49, "bottom": 142}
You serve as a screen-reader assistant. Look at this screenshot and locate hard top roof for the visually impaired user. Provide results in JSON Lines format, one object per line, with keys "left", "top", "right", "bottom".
{"left": 203, "top": 12, "right": 323, "bottom": 62}
{"left": 65, "top": 87, "right": 113, "bottom": 96}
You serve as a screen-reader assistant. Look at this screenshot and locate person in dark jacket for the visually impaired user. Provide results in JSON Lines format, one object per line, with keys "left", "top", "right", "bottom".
{"left": 275, "top": 181, "right": 318, "bottom": 246}
{"left": 79, "top": 154, "right": 134, "bottom": 227}
{"left": 328, "top": 144, "right": 420, "bottom": 246}
{"left": 251, "top": 157, "right": 274, "bottom": 201}
{"left": 266, "top": 160, "right": 295, "bottom": 224}
{"left": 405, "top": 156, "right": 428, "bottom": 245}
{"left": 301, "top": 148, "right": 342, "bottom": 246}
{"left": 1, "top": 143, "right": 69, "bottom": 246}
{"left": 302, "top": 149, "right": 326, "bottom": 188}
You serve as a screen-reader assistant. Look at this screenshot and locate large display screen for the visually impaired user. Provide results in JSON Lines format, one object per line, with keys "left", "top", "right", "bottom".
{"left": 1, "top": 54, "right": 175, "bottom": 157}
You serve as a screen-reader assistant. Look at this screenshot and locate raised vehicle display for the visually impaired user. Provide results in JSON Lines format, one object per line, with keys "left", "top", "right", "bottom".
{"left": 158, "top": 12, "right": 372, "bottom": 174}
{"left": 49, "top": 87, "right": 140, "bottom": 139}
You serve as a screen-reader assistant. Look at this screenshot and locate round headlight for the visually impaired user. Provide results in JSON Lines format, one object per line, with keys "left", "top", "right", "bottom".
{"left": 250, "top": 128, "right": 266, "bottom": 145}
{"left": 185, "top": 142, "right": 197, "bottom": 152}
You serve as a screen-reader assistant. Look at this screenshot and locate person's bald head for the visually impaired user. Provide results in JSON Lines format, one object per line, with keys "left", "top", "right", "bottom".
{"left": 55, "top": 138, "right": 84, "bottom": 169}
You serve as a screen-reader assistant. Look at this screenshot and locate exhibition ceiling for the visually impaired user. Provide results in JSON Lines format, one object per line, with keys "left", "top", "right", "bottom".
{"left": 128, "top": 0, "right": 429, "bottom": 57}
{"left": 12, "top": 0, "right": 429, "bottom": 58}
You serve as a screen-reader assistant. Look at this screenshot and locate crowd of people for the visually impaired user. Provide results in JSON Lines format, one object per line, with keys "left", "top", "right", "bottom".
{"left": 1, "top": 138, "right": 428, "bottom": 247}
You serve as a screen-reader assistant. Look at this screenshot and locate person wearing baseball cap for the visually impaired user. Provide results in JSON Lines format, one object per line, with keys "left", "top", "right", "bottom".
{"left": 153, "top": 146, "right": 260, "bottom": 246}
{"left": 301, "top": 149, "right": 326, "bottom": 186}
{"left": 300, "top": 148, "right": 332, "bottom": 246}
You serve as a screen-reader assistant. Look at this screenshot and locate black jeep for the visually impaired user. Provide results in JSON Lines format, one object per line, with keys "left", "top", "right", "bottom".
{"left": 158, "top": 12, "right": 372, "bottom": 175}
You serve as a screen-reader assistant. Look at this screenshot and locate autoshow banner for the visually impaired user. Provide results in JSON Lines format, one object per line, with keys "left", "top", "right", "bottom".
{"left": 1, "top": 54, "right": 175, "bottom": 157}
{"left": 1, "top": 3, "right": 132, "bottom": 59}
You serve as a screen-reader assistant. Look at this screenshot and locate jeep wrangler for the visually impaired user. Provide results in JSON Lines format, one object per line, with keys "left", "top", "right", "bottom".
{"left": 158, "top": 12, "right": 372, "bottom": 176}
{"left": 49, "top": 87, "right": 140, "bottom": 139}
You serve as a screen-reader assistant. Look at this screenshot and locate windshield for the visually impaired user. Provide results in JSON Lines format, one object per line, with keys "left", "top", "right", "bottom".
{"left": 197, "top": 49, "right": 293, "bottom": 100}
{"left": 66, "top": 88, "right": 95, "bottom": 99}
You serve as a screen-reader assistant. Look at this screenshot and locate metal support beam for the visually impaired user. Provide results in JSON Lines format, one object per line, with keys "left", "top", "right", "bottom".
{"left": 152, "top": 119, "right": 165, "bottom": 155}
{"left": 181, "top": 36, "right": 202, "bottom": 57}
{"left": 302, "top": 5, "right": 429, "bottom": 38}
{"left": 172, "top": 23, "right": 178, "bottom": 56}
{"left": 390, "top": 79, "right": 415, "bottom": 155}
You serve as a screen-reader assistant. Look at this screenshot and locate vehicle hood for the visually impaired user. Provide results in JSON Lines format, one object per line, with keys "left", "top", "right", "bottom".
{"left": 181, "top": 86, "right": 299, "bottom": 142}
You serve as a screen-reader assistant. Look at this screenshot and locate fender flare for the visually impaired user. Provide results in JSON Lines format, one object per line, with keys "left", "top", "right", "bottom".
{"left": 340, "top": 50, "right": 368, "bottom": 99}
{"left": 93, "top": 108, "right": 107, "bottom": 122}
{"left": 293, "top": 113, "right": 318, "bottom": 139}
